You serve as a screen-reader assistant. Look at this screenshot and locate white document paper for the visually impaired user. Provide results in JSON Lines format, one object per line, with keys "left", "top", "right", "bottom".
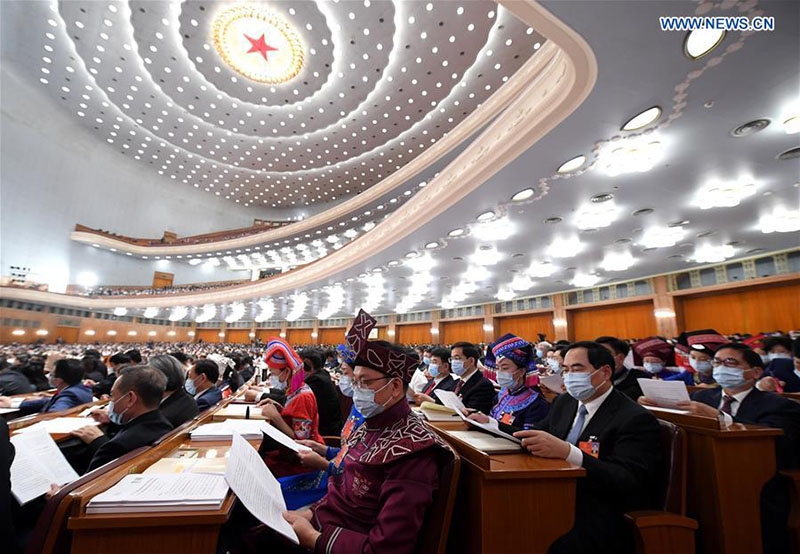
{"left": 190, "top": 419, "right": 269, "bottom": 440}
{"left": 10, "top": 397, "right": 26, "bottom": 408}
{"left": 260, "top": 422, "right": 312, "bottom": 453}
{"left": 226, "top": 431, "right": 299, "bottom": 544}
{"left": 433, "top": 390, "right": 467, "bottom": 414}
{"left": 17, "top": 417, "right": 99, "bottom": 435}
{"left": 87, "top": 473, "right": 229, "bottom": 512}
{"left": 217, "top": 403, "right": 265, "bottom": 418}
{"left": 457, "top": 410, "right": 521, "bottom": 443}
{"left": 644, "top": 405, "right": 691, "bottom": 415}
{"left": 637, "top": 379, "right": 690, "bottom": 408}
{"left": 539, "top": 374, "right": 564, "bottom": 393}
{"left": 10, "top": 429, "right": 79, "bottom": 505}
{"left": 0, "top": 407, "right": 19, "bottom": 415}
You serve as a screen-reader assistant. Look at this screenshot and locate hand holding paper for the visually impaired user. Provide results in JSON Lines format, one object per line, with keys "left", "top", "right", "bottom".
{"left": 637, "top": 379, "right": 690, "bottom": 408}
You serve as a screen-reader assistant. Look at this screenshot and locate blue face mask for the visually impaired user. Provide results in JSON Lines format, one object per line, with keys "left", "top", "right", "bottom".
{"left": 496, "top": 370, "right": 517, "bottom": 389}
{"left": 643, "top": 362, "right": 664, "bottom": 374}
{"left": 689, "top": 358, "right": 713, "bottom": 374}
{"left": 338, "top": 375, "right": 355, "bottom": 398}
{"left": 428, "top": 364, "right": 440, "bottom": 378}
{"left": 353, "top": 380, "right": 393, "bottom": 418}
{"left": 108, "top": 393, "right": 131, "bottom": 425}
{"left": 450, "top": 359, "right": 466, "bottom": 377}
{"left": 712, "top": 366, "right": 751, "bottom": 389}
{"left": 547, "top": 358, "right": 561, "bottom": 373}
{"left": 184, "top": 376, "right": 197, "bottom": 395}
{"left": 423, "top": 357, "right": 431, "bottom": 366}
{"left": 535, "top": 349, "right": 544, "bottom": 358}
{"left": 564, "top": 370, "right": 598, "bottom": 402}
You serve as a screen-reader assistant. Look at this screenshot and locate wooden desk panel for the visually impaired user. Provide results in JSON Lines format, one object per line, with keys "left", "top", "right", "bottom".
{"left": 653, "top": 410, "right": 782, "bottom": 554}
{"left": 429, "top": 421, "right": 584, "bottom": 554}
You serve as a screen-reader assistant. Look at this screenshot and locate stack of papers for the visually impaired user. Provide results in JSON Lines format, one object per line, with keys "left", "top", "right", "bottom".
{"left": 86, "top": 473, "right": 229, "bottom": 513}
{"left": 10, "top": 429, "right": 79, "bottom": 504}
{"left": 17, "top": 417, "right": 98, "bottom": 435}
{"left": 190, "top": 420, "right": 268, "bottom": 441}
{"left": 446, "top": 430, "right": 522, "bottom": 454}
{"left": 143, "top": 457, "right": 229, "bottom": 475}
{"left": 418, "top": 400, "right": 460, "bottom": 422}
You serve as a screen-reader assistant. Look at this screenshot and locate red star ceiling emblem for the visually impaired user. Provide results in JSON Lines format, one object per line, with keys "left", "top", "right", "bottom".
{"left": 244, "top": 33, "right": 278, "bottom": 62}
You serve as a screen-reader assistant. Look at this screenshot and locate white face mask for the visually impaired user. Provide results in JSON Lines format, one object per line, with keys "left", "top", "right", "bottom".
{"left": 269, "top": 373, "right": 287, "bottom": 391}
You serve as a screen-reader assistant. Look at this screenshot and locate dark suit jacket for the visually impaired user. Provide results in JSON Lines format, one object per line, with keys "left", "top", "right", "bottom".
{"left": 86, "top": 410, "right": 173, "bottom": 472}
{"left": 195, "top": 386, "right": 223, "bottom": 412}
{"left": 612, "top": 367, "right": 649, "bottom": 401}
{"left": 92, "top": 372, "right": 117, "bottom": 397}
{"left": 160, "top": 389, "right": 199, "bottom": 428}
{"left": 536, "top": 389, "right": 662, "bottom": 554}
{"left": 305, "top": 371, "right": 344, "bottom": 436}
{"left": 0, "top": 369, "right": 35, "bottom": 396}
{"left": 766, "top": 358, "right": 800, "bottom": 393}
{"left": 19, "top": 383, "right": 93, "bottom": 415}
{"left": 421, "top": 374, "right": 457, "bottom": 397}
{"left": 692, "top": 387, "right": 800, "bottom": 469}
{"left": 454, "top": 370, "right": 495, "bottom": 415}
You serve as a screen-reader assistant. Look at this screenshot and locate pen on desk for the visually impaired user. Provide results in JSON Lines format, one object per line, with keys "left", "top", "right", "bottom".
{"left": 245, "top": 405, "right": 250, "bottom": 420}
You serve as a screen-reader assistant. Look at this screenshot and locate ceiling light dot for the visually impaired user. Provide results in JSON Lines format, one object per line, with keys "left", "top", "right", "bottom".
{"left": 622, "top": 106, "right": 662, "bottom": 131}
{"left": 511, "top": 188, "right": 534, "bottom": 202}
{"left": 557, "top": 155, "right": 586, "bottom": 174}
{"left": 477, "top": 211, "right": 496, "bottom": 222}
{"left": 448, "top": 228, "right": 465, "bottom": 237}
{"left": 684, "top": 29, "right": 725, "bottom": 60}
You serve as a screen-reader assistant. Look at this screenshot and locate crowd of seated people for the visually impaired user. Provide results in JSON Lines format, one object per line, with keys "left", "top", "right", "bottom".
{"left": 2, "top": 323, "right": 799, "bottom": 553}
{"left": 78, "top": 220, "right": 292, "bottom": 247}
{"left": 80, "top": 280, "right": 246, "bottom": 297}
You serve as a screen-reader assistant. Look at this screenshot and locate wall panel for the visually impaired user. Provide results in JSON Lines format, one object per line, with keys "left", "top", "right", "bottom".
{"left": 255, "top": 329, "right": 281, "bottom": 342}
{"left": 570, "top": 301, "right": 656, "bottom": 341}
{"left": 319, "top": 328, "right": 346, "bottom": 345}
{"left": 286, "top": 328, "right": 313, "bottom": 345}
{"left": 196, "top": 329, "right": 222, "bottom": 343}
{"left": 396, "top": 323, "right": 432, "bottom": 345}
{"left": 496, "top": 313, "right": 555, "bottom": 343}
{"left": 226, "top": 329, "right": 252, "bottom": 344}
{"left": 440, "top": 319, "right": 483, "bottom": 344}
{"left": 677, "top": 281, "right": 800, "bottom": 335}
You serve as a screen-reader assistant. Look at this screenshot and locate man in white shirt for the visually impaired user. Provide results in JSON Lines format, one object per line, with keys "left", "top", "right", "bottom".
{"left": 514, "top": 341, "right": 661, "bottom": 554}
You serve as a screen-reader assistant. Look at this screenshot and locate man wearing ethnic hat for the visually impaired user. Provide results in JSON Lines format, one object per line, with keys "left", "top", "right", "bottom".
{"left": 283, "top": 309, "right": 451, "bottom": 554}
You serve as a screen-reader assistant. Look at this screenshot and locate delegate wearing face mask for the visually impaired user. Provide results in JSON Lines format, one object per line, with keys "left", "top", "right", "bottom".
{"left": 352, "top": 379, "right": 395, "bottom": 418}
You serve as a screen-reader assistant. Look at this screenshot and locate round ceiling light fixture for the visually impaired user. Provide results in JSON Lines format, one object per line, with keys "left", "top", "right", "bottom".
{"left": 621, "top": 106, "right": 662, "bottom": 131}
{"left": 511, "top": 188, "right": 535, "bottom": 202}
{"left": 730, "top": 118, "right": 770, "bottom": 137}
{"left": 683, "top": 29, "right": 725, "bottom": 60}
{"left": 557, "top": 155, "right": 586, "bottom": 174}
{"left": 213, "top": 5, "right": 304, "bottom": 85}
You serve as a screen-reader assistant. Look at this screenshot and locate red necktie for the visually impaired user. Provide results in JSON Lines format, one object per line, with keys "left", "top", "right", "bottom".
{"left": 455, "top": 380, "right": 463, "bottom": 395}
{"left": 720, "top": 394, "right": 735, "bottom": 416}
{"left": 423, "top": 380, "right": 436, "bottom": 396}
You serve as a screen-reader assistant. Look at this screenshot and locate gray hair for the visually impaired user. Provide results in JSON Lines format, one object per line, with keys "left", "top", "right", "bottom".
{"left": 148, "top": 355, "right": 187, "bottom": 392}
{"left": 116, "top": 364, "right": 167, "bottom": 408}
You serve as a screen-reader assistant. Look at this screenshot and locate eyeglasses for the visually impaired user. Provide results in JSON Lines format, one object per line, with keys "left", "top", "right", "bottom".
{"left": 711, "top": 358, "right": 744, "bottom": 368}
{"left": 353, "top": 376, "right": 390, "bottom": 389}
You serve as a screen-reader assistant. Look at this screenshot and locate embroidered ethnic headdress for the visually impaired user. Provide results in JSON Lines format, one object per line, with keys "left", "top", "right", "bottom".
{"left": 264, "top": 337, "right": 305, "bottom": 392}
{"left": 632, "top": 337, "right": 675, "bottom": 366}
{"left": 678, "top": 329, "right": 727, "bottom": 354}
{"left": 742, "top": 333, "right": 767, "bottom": 350}
{"left": 485, "top": 333, "right": 536, "bottom": 372}
{"left": 336, "top": 343, "right": 356, "bottom": 366}
{"left": 346, "top": 309, "right": 418, "bottom": 382}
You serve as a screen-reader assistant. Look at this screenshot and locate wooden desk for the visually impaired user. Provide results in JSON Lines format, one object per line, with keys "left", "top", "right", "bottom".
{"left": 8, "top": 399, "right": 104, "bottom": 441}
{"left": 428, "top": 421, "right": 585, "bottom": 554}
{"left": 651, "top": 408, "right": 783, "bottom": 554}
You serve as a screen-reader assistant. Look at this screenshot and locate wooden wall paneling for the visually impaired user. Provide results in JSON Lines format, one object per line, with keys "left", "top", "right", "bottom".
{"left": 54, "top": 326, "right": 80, "bottom": 344}
{"left": 255, "top": 329, "right": 281, "bottom": 342}
{"left": 319, "top": 328, "right": 346, "bottom": 345}
{"left": 496, "top": 313, "right": 555, "bottom": 343}
{"left": 286, "top": 328, "right": 313, "bottom": 345}
{"left": 396, "top": 323, "right": 432, "bottom": 345}
{"left": 195, "top": 329, "right": 221, "bottom": 343}
{"left": 676, "top": 281, "right": 800, "bottom": 335}
{"left": 570, "top": 301, "right": 656, "bottom": 341}
{"left": 226, "top": 330, "right": 251, "bottom": 344}
{"left": 440, "top": 319, "right": 484, "bottom": 344}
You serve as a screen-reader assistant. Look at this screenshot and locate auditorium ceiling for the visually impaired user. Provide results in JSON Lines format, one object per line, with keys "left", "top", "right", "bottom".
{"left": 1, "top": 1, "right": 799, "bottom": 323}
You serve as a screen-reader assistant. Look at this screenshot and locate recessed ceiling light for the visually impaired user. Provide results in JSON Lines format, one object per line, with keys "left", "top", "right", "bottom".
{"left": 591, "top": 193, "right": 614, "bottom": 203}
{"left": 777, "top": 147, "right": 800, "bottom": 161}
{"left": 632, "top": 208, "right": 654, "bottom": 216}
{"left": 669, "top": 219, "right": 690, "bottom": 227}
{"left": 746, "top": 248, "right": 765, "bottom": 254}
{"left": 784, "top": 116, "right": 800, "bottom": 135}
{"left": 476, "top": 211, "right": 496, "bottom": 222}
{"left": 622, "top": 106, "right": 662, "bottom": 131}
{"left": 696, "top": 230, "right": 716, "bottom": 238}
{"left": 448, "top": 228, "right": 465, "bottom": 237}
{"left": 684, "top": 29, "right": 725, "bottom": 60}
{"left": 387, "top": 260, "right": 400, "bottom": 266}
{"left": 557, "top": 155, "right": 586, "bottom": 174}
{"left": 425, "top": 241, "right": 439, "bottom": 249}
{"left": 511, "top": 188, "right": 535, "bottom": 201}
{"left": 544, "top": 217, "right": 562, "bottom": 224}
{"left": 405, "top": 251, "right": 419, "bottom": 258}
{"left": 615, "top": 238, "right": 632, "bottom": 244}
{"left": 730, "top": 119, "right": 770, "bottom": 137}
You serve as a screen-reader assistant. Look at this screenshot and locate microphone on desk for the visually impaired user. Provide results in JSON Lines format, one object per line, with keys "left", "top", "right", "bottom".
{"left": 245, "top": 405, "right": 250, "bottom": 420}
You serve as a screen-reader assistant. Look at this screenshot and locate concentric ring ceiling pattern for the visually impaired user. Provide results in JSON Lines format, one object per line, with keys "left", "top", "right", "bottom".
{"left": 33, "top": 0, "right": 544, "bottom": 207}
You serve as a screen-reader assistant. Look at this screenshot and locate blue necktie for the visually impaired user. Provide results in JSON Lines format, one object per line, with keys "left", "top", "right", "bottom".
{"left": 566, "top": 405, "right": 589, "bottom": 445}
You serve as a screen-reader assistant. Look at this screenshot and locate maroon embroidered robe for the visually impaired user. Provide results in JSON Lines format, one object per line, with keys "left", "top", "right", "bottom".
{"left": 311, "top": 399, "right": 445, "bottom": 554}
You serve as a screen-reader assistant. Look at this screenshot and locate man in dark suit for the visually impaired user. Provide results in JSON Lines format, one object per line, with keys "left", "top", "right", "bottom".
{"left": 0, "top": 357, "right": 35, "bottom": 396}
{"left": 412, "top": 346, "right": 457, "bottom": 404}
{"left": 188, "top": 359, "right": 222, "bottom": 411}
{"left": 149, "top": 354, "right": 198, "bottom": 428}
{"left": 448, "top": 341, "right": 495, "bottom": 414}
{"left": 299, "top": 349, "right": 343, "bottom": 436}
{"left": 16, "top": 358, "right": 92, "bottom": 415}
{"left": 676, "top": 342, "right": 800, "bottom": 554}
{"left": 90, "top": 352, "right": 130, "bottom": 397}
{"left": 515, "top": 341, "right": 661, "bottom": 554}
{"left": 596, "top": 336, "right": 649, "bottom": 400}
{"left": 72, "top": 365, "right": 173, "bottom": 473}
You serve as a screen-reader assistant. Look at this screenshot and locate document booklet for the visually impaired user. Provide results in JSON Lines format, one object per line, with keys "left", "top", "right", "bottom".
{"left": 190, "top": 419, "right": 269, "bottom": 441}
{"left": 10, "top": 428, "right": 79, "bottom": 505}
{"left": 637, "top": 378, "right": 691, "bottom": 408}
{"left": 433, "top": 390, "right": 467, "bottom": 414}
{"left": 458, "top": 410, "right": 522, "bottom": 443}
{"left": 16, "top": 417, "right": 98, "bottom": 435}
{"left": 86, "top": 473, "right": 229, "bottom": 513}
{"left": 447, "top": 430, "right": 523, "bottom": 454}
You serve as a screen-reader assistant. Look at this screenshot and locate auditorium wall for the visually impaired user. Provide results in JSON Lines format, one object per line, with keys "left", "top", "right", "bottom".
{"left": 0, "top": 68, "right": 317, "bottom": 292}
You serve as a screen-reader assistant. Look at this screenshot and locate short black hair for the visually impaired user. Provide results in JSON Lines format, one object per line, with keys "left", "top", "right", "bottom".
{"left": 84, "top": 349, "right": 101, "bottom": 359}
{"left": 451, "top": 341, "right": 480, "bottom": 365}
{"left": 169, "top": 351, "right": 189, "bottom": 364}
{"left": 763, "top": 336, "right": 793, "bottom": 353}
{"left": 564, "top": 341, "right": 615, "bottom": 370}
{"left": 429, "top": 347, "right": 451, "bottom": 364}
{"left": 194, "top": 359, "right": 220, "bottom": 383}
{"left": 116, "top": 365, "right": 167, "bottom": 409}
{"left": 125, "top": 349, "right": 143, "bottom": 364}
{"left": 595, "top": 336, "right": 630, "bottom": 356}
{"left": 299, "top": 349, "right": 324, "bottom": 372}
{"left": 54, "top": 358, "right": 84, "bottom": 386}
{"left": 109, "top": 353, "right": 132, "bottom": 365}
{"left": 716, "top": 342, "right": 764, "bottom": 369}
{"left": 148, "top": 355, "right": 186, "bottom": 392}
{"left": 793, "top": 338, "right": 800, "bottom": 358}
